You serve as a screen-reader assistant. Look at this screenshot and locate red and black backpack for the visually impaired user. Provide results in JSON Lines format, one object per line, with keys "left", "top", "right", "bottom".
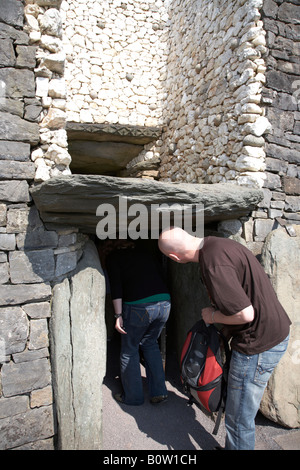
{"left": 180, "top": 319, "right": 231, "bottom": 435}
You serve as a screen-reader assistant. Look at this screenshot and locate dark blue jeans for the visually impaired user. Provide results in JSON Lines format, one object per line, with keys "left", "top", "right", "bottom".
{"left": 225, "top": 335, "right": 289, "bottom": 450}
{"left": 120, "top": 301, "right": 171, "bottom": 405}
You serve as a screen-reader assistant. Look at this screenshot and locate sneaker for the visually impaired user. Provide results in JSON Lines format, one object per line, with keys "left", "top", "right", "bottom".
{"left": 114, "top": 393, "right": 125, "bottom": 403}
{"left": 150, "top": 395, "right": 168, "bottom": 404}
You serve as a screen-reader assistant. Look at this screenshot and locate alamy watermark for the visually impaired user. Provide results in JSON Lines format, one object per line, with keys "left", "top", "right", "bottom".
{"left": 95, "top": 196, "right": 204, "bottom": 240}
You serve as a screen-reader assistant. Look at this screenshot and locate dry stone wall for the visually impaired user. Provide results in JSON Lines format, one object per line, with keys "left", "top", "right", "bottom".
{"left": 61, "top": 0, "right": 169, "bottom": 128}
{"left": 1, "top": 0, "right": 300, "bottom": 450}
{"left": 159, "top": 0, "right": 270, "bottom": 188}
{"left": 0, "top": 0, "right": 91, "bottom": 450}
{"left": 261, "top": 0, "right": 300, "bottom": 228}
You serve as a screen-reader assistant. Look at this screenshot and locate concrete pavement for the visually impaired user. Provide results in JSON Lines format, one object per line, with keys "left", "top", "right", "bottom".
{"left": 102, "top": 336, "right": 300, "bottom": 451}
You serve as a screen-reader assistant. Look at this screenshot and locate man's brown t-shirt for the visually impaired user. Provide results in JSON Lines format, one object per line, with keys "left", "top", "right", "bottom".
{"left": 199, "top": 236, "right": 291, "bottom": 355}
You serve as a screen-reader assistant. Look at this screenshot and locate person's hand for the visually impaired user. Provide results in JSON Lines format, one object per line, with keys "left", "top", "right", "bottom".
{"left": 201, "top": 306, "right": 215, "bottom": 324}
{"left": 115, "top": 316, "right": 127, "bottom": 334}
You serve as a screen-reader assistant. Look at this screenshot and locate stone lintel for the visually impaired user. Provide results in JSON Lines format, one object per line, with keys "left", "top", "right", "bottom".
{"left": 31, "top": 175, "right": 263, "bottom": 234}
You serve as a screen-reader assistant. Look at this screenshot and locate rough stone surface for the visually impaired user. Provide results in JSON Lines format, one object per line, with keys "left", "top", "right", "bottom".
{"left": 0, "top": 112, "right": 39, "bottom": 145}
{"left": 260, "top": 226, "right": 300, "bottom": 429}
{"left": 0, "top": 181, "right": 31, "bottom": 203}
{"left": 0, "top": 141, "right": 31, "bottom": 161}
{"left": 1, "top": 0, "right": 299, "bottom": 451}
{"left": 1, "top": 358, "right": 51, "bottom": 398}
{"left": 0, "top": 283, "right": 51, "bottom": 307}
{"left": 0, "top": 406, "right": 54, "bottom": 450}
{"left": 50, "top": 240, "right": 106, "bottom": 449}
{"left": 9, "top": 249, "right": 55, "bottom": 284}
{"left": 31, "top": 174, "right": 263, "bottom": 233}
{"left": 0, "top": 307, "right": 29, "bottom": 356}
{"left": 0, "top": 0, "right": 24, "bottom": 28}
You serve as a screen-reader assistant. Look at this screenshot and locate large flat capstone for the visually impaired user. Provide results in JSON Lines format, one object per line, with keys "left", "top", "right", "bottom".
{"left": 30, "top": 175, "right": 263, "bottom": 234}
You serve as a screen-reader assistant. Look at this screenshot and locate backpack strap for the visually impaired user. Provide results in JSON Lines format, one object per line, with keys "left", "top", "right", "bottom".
{"left": 212, "top": 400, "right": 225, "bottom": 435}
{"left": 213, "top": 330, "right": 231, "bottom": 435}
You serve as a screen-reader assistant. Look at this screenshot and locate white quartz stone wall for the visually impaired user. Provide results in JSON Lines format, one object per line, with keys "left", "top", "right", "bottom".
{"left": 159, "top": 0, "right": 270, "bottom": 187}
{"left": 24, "top": 0, "right": 271, "bottom": 187}
{"left": 60, "top": 0, "right": 169, "bottom": 128}
{"left": 58, "top": 0, "right": 271, "bottom": 187}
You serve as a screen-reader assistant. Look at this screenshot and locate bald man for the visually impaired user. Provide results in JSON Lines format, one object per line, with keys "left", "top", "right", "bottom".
{"left": 159, "top": 227, "right": 291, "bottom": 450}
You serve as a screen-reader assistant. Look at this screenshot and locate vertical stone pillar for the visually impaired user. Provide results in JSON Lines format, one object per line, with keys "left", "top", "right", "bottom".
{"left": 50, "top": 241, "right": 107, "bottom": 449}
{"left": 260, "top": 227, "right": 300, "bottom": 428}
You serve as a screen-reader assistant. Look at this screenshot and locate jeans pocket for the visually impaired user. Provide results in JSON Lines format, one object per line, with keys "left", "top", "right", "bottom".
{"left": 254, "top": 338, "right": 288, "bottom": 387}
{"left": 228, "top": 351, "right": 250, "bottom": 391}
{"left": 129, "top": 305, "right": 151, "bottom": 327}
{"left": 254, "top": 360, "right": 276, "bottom": 387}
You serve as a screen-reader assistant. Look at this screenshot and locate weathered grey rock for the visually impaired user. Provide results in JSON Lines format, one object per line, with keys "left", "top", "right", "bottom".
{"left": 0, "top": 112, "right": 39, "bottom": 145}
{"left": 0, "top": 97, "right": 24, "bottom": 117}
{"left": 278, "top": 2, "right": 300, "bottom": 25}
{"left": 0, "top": 181, "right": 31, "bottom": 203}
{"left": 0, "top": 203, "right": 6, "bottom": 226}
{"left": 0, "top": 307, "right": 29, "bottom": 355}
{"left": 283, "top": 176, "right": 300, "bottom": 195}
{"left": 0, "top": 233, "right": 15, "bottom": 251}
{"left": 15, "top": 45, "right": 37, "bottom": 69}
{"left": 0, "top": 282, "right": 51, "bottom": 306}
{"left": 35, "top": 0, "right": 62, "bottom": 7}
{"left": 260, "top": 226, "right": 300, "bottom": 428}
{"left": 254, "top": 218, "right": 275, "bottom": 241}
{"left": 49, "top": 277, "right": 73, "bottom": 446}
{"left": 24, "top": 102, "right": 43, "bottom": 122}
{"left": 0, "top": 0, "right": 24, "bottom": 28}
{"left": 0, "top": 38, "right": 15, "bottom": 66}
{"left": 0, "top": 141, "right": 31, "bottom": 161}
{"left": 55, "top": 251, "right": 77, "bottom": 278}
{"left": 0, "top": 69, "right": 36, "bottom": 99}
{"left": 0, "top": 395, "right": 29, "bottom": 420}
{"left": 0, "top": 406, "right": 54, "bottom": 450}
{"left": 50, "top": 241, "right": 106, "bottom": 449}
{"left": 6, "top": 205, "right": 58, "bottom": 249}
{"left": 0, "top": 262, "right": 9, "bottom": 284}
{"left": 31, "top": 175, "right": 263, "bottom": 234}
{"left": 0, "top": 160, "right": 35, "bottom": 180}
{"left": 12, "top": 347, "right": 49, "bottom": 364}
{"left": 28, "top": 319, "right": 49, "bottom": 350}
{"left": 22, "top": 302, "right": 51, "bottom": 319}
{"left": 285, "top": 195, "right": 300, "bottom": 212}
{"left": 266, "top": 142, "right": 300, "bottom": 165}
{"left": 0, "top": 22, "right": 29, "bottom": 45}
{"left": 16, "top": 228, "right": 58, "bottom": 250}
{"left": 9, "top": 249, "right": 55, "bottom": 284}
{"left": 1, "top": 358, "right": 51, "bottom": 398}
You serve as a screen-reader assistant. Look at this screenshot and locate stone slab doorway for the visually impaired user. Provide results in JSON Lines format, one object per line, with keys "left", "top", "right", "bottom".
{"left": 31, "top": 170, "right": 262, "bottom": 449}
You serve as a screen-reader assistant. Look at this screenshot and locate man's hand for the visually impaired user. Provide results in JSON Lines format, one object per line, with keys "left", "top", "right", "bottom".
{"left": 115, "top": 316, "right": 127, "bottom": 335}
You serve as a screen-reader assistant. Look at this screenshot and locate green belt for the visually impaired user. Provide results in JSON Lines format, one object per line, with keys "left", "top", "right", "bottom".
{"left": 125, "top": 293, "right": 171, "bottom": 305}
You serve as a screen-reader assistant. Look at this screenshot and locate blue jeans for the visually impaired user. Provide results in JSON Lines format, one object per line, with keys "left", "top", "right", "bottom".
{"left": 120, "top": 301, "right": 171, "bottom": 405}
{"left": 225, "top": 335, "right": 289, "bottom": 450}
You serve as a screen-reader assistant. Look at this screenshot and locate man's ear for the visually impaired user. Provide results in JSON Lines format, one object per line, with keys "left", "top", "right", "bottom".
{"left": 169, "top": 252, "right": 181, "bottom": 263}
